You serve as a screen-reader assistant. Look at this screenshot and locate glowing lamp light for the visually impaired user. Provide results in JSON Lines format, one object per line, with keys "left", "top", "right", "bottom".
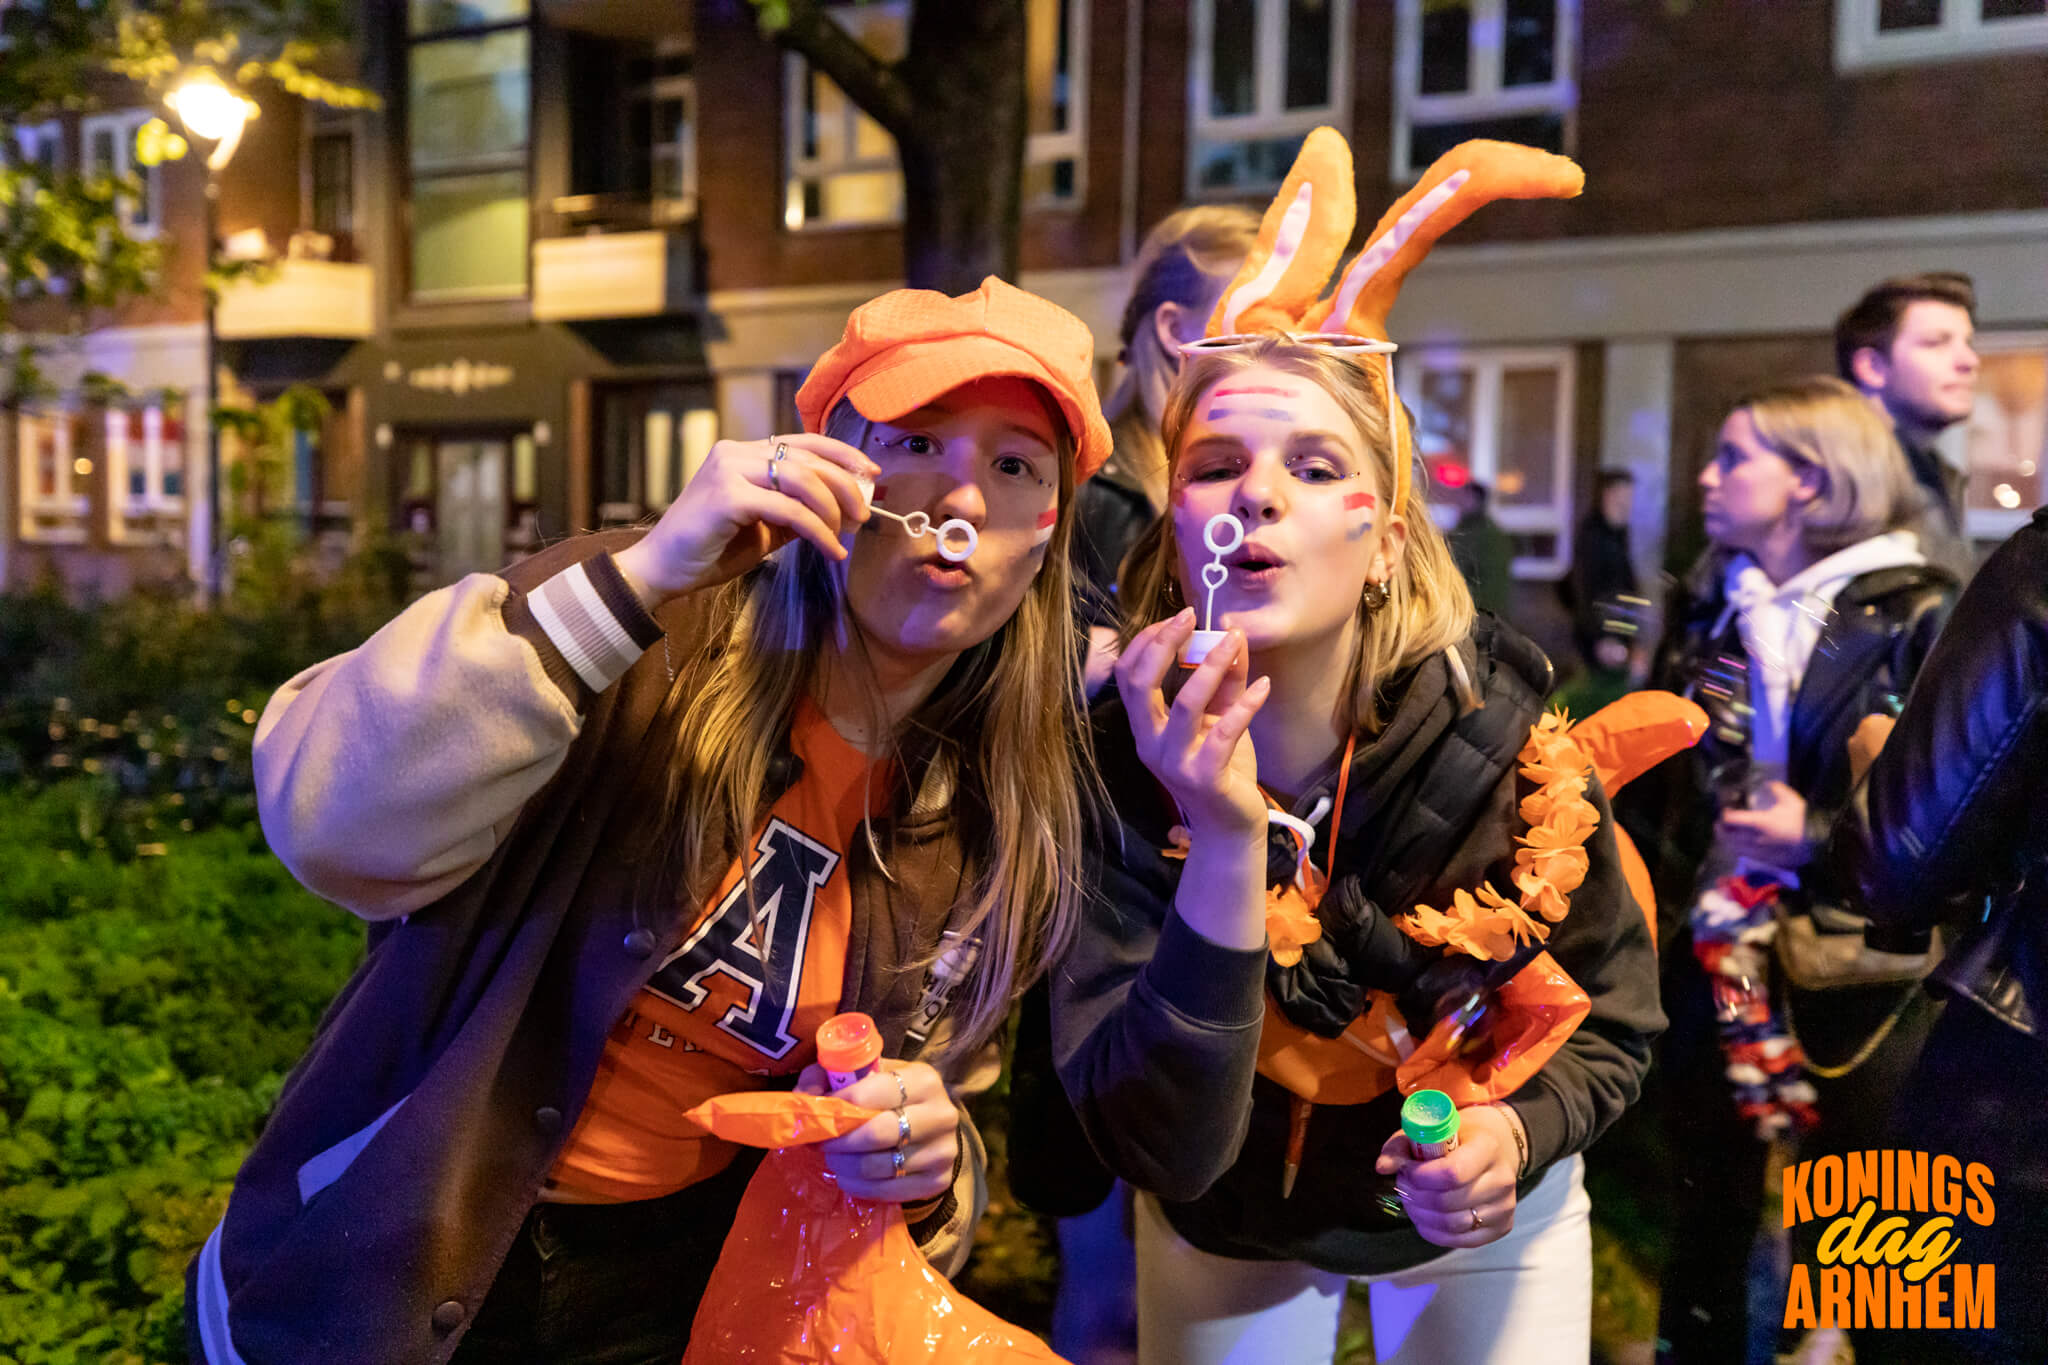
{"left": 167, "top": 72, "right": 249, "bottom": 141}
{"left": 1431, "top": 458, "right": 1472, "bottom": 490}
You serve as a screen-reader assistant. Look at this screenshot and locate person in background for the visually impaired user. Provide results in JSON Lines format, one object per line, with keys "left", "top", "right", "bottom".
{"left": 1556, "top": 470, "right": 1645, "bottom": 715}
{"left": 186, "top": 279, "right": 1112, "bottom": 1365}
{"left": 1442, "top": 473, "right": 1514, "bottom": 617}
{"left": 1620, "top": 376, "right": 1956, "bottom": 1364}
{"left": 1826, "top": 504, "right": 2048, "bottom": 1365}
{"left": 1835, "top": 271, "right": 1981, "bottom": 579}
{"left": 1014, "top": 204, "right": 1256, "bottom": 1365}
{"left": 1074, "top": 206, "right": 1259, "bottom": 693}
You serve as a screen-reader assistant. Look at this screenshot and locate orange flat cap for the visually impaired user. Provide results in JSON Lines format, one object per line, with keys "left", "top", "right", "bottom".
{"left": 796, "top": 276, "right": 1114, "bottom": 482}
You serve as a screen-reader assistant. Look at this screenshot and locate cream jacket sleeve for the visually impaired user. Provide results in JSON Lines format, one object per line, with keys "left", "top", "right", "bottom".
{"left": 254, "top": 545, "right": 661, "bottom": 920}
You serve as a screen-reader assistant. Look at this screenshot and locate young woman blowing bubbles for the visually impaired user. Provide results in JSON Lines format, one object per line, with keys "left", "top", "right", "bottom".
{"left": 187, "top": 279, "right": 1110, "bottom": 1365}
{"left": 1051, "top": 132, "right": 1661, "bottom": 1365}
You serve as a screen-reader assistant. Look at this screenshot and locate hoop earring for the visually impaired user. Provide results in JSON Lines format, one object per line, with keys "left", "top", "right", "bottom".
{"left": 1361, "top": 579, "right": 1390, "bottom": 614}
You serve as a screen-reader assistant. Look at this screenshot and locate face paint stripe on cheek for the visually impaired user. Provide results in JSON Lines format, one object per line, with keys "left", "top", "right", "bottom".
{"left": 1343, "top": 491, "right": 1376, "bottom": 511}
{"left": 1033, "top": 506, "right": 1057, "bottom": 547}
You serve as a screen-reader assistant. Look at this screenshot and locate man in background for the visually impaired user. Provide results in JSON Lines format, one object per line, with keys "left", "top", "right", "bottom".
{"left": 1836, "top": 271, "right": 1981, "bottom": 578}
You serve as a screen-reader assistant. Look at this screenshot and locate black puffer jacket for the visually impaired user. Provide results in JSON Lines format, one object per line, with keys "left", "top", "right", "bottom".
{"left": 1829, "top": 507, "right": 2048, "bottom": 1036}
{"left": 1621, "top": 549, "right": 1956, "bottom": 952}
{"left": 1052, "top": 618, "right": 1663, "bottom": 1275}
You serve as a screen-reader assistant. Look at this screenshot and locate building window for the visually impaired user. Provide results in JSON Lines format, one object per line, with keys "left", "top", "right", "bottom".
{"left": 306, "top": 124, "right": 356, "bottom": 254}
{"left": 407, "top": 0, "right": 531, "bottom": 300}
{"left": 629, "top": 40, "right": 696, "bottom": 222}
{"left": 1401, "top": 346, "right": 1577, "bottom": 578}
{"left": 8, "top": 119, "right": 64, "bottom": 173}
{"left": 1836, "top": 0, "right": 2048, "bottom": 69}
{"left": 596, "top": 385, "right": 719, "bottom": 523}
{"left": 1960, "top": 331, "right": 2047, "bottom": 543}
{"left": 784, "top": 0, "right": 1087, "bottom": 228}
{"left": 105, "top": 401, "right": 188, "bottom": 545}
{"left": 16, "top": 409, "right": 88, "bottom": 544}
{"left": 784, "top": 1, "right": 907, "bottom": 230}
{"left": 1026, "top": 0, "right": 1087, "bottom": 203}
{"left": 81, "top": 111, "right": 162, "bottom": 235}
{"left": 1188, "top": 0, "right": 1351, "bottom": 195}
{"left": 1393, "top": 0, "right": 1577, "bottom": 182}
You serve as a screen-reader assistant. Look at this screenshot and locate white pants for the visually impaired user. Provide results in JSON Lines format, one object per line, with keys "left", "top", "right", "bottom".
{"left": 1134, "top": 1154, "right": 1591, "bottom": 1365}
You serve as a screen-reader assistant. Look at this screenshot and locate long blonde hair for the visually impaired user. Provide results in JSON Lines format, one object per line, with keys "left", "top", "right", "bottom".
{"left": 645, "top": 399, "right": 1092, "bottom": 1066}
{"left": 1121, "top": 338, "right": 1475, "bottom": 736}
{"left": 1734, "top": 375, "right": 1928, "bottom": 554}
{"left": 1105, "top": 206, "right": 1261, "bottom": 510}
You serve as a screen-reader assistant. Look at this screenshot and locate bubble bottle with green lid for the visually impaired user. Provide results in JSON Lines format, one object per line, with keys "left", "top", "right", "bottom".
{"left": 1401, "top": 1089, "right": 1462, "bottom": 1159}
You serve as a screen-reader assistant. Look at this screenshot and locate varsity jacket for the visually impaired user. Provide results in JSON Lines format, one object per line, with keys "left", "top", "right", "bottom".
{"left": 1052, "top": 618, "right": 1663, "bottom": 1275}
{"left": 186, "top": 530, "right": 988, "bottom": 1364}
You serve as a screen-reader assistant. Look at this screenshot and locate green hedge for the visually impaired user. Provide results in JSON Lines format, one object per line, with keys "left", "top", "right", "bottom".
{"left": 0, "top": 782, "right": 363, "bottom": 1365}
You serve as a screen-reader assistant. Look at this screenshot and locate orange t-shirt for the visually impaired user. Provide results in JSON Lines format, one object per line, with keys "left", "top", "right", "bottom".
{"left": 546, "top": 702, "right": 889, "bottom": 1202}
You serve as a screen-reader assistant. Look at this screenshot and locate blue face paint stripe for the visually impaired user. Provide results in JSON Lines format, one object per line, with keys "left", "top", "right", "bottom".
{"left": 1202, "top": 406, "right": 1296, "bottom": 422}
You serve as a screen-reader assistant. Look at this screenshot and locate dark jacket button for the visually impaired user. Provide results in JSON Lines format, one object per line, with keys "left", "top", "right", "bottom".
{"left": 535, "top": 1106, "right": 563, "bottom": 1135}
{"left": 623, "top": 928, "right": 658, "bottom": 959}
{"left": 432, "top": 1300, "right": 465, "bottom": 1332}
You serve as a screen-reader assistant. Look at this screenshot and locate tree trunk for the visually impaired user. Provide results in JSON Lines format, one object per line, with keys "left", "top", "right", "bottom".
{"left": 898, "top": 0, "right": 1027, "bottom": 294}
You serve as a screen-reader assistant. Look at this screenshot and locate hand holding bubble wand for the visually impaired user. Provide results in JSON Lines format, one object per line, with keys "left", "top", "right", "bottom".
{"left": 1182, "top": 512, "right": 1245, "bottom": 666}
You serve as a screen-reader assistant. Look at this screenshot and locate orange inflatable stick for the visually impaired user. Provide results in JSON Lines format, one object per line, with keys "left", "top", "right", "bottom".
{"left": 1305, "top": 140, "right": 1584, "bottom": 342}
{"left": 1206, "top": 126, "right": 1357, "bottom": 338}
{"left": 682, "top": 1091, "right": 874, "bottom": 1148}
{"left": 1569, "top": 691, "right": 1709, "bottom": 796}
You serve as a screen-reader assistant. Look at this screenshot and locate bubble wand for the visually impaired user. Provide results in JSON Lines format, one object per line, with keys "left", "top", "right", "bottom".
{"left": 855, "top": 476, "right": 979, "bottom": 563}
{"left": 1182, "top": 512, "right": 1244, "bottom": 665}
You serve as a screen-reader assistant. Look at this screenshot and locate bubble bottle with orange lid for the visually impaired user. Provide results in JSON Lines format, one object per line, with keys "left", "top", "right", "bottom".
{"left": 816, "top": 1011, "right": 883, "bottom": 1091}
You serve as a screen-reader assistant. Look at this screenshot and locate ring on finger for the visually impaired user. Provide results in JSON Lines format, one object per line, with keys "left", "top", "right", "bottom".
{"left": 890, "top": 1070, "right": 909, "bottom": 1108}
{"left": 894, "top": 1106, "right": 912, "bottom": 1149}
{"left": 1469, "top": 1207, "right": 1486, "bottom": 1231}
{"left": 891, "top": 1148, "right": 907, "bottom": 1178}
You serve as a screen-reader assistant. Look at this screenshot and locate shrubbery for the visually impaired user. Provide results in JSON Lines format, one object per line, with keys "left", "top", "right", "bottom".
{"left": 0, "top": 780, "right": 364, "bottom": 1364}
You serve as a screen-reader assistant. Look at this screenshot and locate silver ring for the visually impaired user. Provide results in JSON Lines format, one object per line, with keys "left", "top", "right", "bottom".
{"left": 767, "top": 457, "right": 781, "bottom": 493}
{"left": 771, "top": 441, "right": 789, "bottom": 463}
{"left": 891, "top": 1148, "right": 907, "bottom": 1178}
{"left": 890, "top": 1070, "right": 909, "bottom": 1108}
{"left": 894, "top": 1107, "right": 912, "bottom": 1148}
{"left": 1469, "top": 1208, "right": 1485, "bottom": 1231}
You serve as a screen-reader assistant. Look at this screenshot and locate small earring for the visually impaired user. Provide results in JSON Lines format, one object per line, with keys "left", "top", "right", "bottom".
{"left": 1361, "top": 579, "right": 1390, "bottom": 614}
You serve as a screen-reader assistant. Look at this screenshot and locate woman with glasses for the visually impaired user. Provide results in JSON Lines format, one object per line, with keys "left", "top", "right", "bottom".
{"left": 1624, "top": 375, "right": 1957, "bottom": 1363}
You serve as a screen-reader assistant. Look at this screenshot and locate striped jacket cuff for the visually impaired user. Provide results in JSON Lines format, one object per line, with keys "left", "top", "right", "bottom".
{"left": 524, "top": 555, "right": 664, "bottom": 695}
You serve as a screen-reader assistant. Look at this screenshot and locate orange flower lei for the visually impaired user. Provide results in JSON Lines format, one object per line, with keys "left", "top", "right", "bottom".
{"left": 1400, "top": 710, "right": 1600, "bottom": 963}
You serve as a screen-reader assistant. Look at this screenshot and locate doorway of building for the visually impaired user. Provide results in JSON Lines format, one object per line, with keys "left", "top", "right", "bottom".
{"left": 394, "top": 428, "right": 540, "bottom": 583}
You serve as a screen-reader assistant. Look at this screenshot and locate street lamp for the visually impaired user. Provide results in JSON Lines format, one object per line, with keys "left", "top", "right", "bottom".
{"left": 166, "top": 70, "right": 253, "bottom": 600}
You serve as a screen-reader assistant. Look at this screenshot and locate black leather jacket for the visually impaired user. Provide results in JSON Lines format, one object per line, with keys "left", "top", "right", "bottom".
{"left": 1829, "top": 507, "right": 2048, "bottom": 1036}
{"left": 1621, "top": 548, "right": 1955, "bottom": 950}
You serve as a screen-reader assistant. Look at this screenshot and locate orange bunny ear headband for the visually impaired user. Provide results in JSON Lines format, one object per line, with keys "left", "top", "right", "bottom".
{"left": 1195, "top": 130, "right": 1585, "bottom": 515}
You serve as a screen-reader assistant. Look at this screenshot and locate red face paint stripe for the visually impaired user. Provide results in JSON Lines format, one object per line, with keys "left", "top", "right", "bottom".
{"left": 1036, "top": 508, "right": 1058, "bottom": 529}
{"left": 1344, "top": 491, "right": 1377, "bottom": 511}
{"left": 1210, "top": 385, "right": 1297, "bottom": 398}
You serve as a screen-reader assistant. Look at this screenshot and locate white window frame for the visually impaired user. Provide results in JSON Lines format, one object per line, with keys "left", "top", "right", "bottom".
{"left": 1836, "top": 0, "right": 2048, "bottom": 71}
{"left": 81, "top": 109, "right": 162, "bottom": 237}
{"left": 104, "top": 402, "right": 187, "bottom": 545}
{"left": 1959, "top": 329, "right": 2048, "bottom": 544}
{"left": 646, "top": 56, "right": 697, "bottom": 223}
{"left": 783, "top": 0, "right": 908, "bottom": 231}
{"left": 17, "top": 409, "right": 88, "bottom": 545}
{"left": 1025, "top": 0, "right": 1089, "bottom": 206}
{"left": 1392, "top": 0, "right": 1578, "bottom": 183}
{"left": 1399, "top": 344, "right": 1578, "bottom": 579}
{"left": 1187, "top": 0, "right": 1353, "bottom": 198}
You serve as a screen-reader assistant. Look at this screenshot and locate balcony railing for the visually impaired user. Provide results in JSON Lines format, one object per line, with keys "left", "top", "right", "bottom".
{"left": 532, "top": 197, "right": 697, "bottom": 322}
{"left": 215, "top": 259, "right": 376, "bottom": 341}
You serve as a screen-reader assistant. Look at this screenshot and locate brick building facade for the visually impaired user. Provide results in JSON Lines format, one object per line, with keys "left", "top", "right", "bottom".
{"left": 7, "top": 0, "right": 2045, "bottom": 648}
